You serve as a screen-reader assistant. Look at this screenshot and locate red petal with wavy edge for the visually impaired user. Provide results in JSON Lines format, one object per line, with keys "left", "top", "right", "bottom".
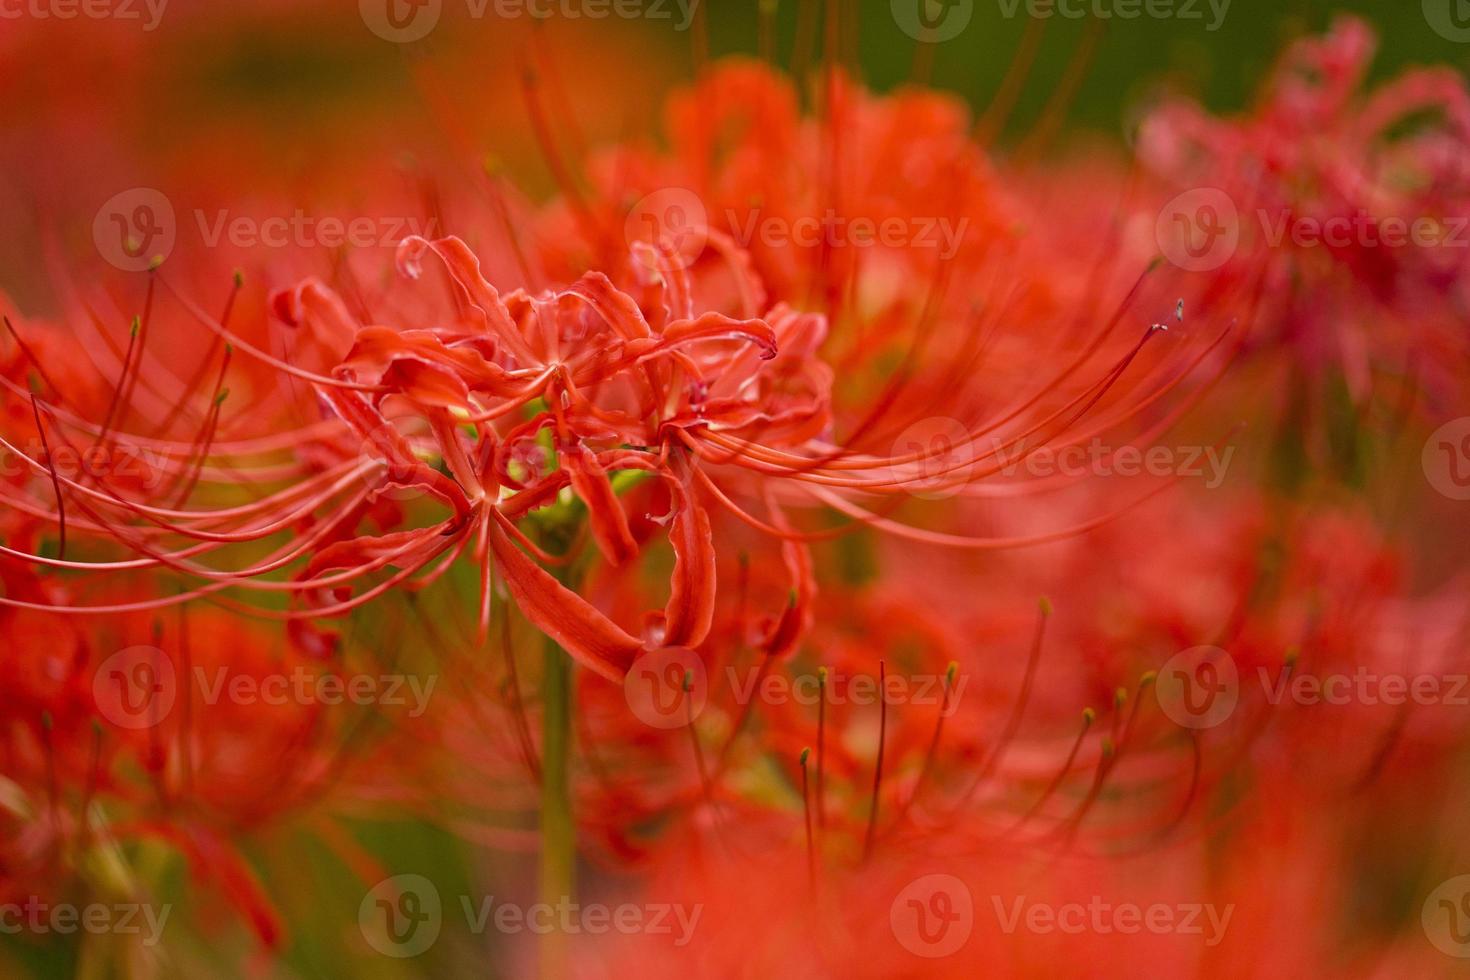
{"left": 301, "top": 527, "right": 436, "bottom": 581}
{"left": 486, "top": 512, "right": 641, "bottom": 681}
{"left": 319, "top": 387, "right": 471, "bottom": 520}
{"left": 396, "top": 236, "right": 541, "bottom": 366}
{"left": 561, "top": 444, "right": 637, "bottom": 565}
{"left": 561, "top": 272, "right": 654, "bottom": 340}
{"left": 657, "top": 312, "right": 778, "bottom": 360}
{"left": 660, "top": 460, "right": 717, "bottom": 649}
{"left": 269, "top": 278, "right": 358, "bottom": 346}
{"left": 342, "top": 327, "right": 517, "bottom": 409}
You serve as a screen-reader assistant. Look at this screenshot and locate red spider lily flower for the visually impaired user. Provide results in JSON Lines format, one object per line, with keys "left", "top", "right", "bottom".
{"left": 1, "top": 199, "right": 1201, "bottom": 689}
{"left": 1137, "top": 16, "right": 1470, "bottom": 449}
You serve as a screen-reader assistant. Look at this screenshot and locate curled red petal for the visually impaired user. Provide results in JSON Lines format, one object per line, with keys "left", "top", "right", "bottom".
{"left": 486, "top": 512, "right": 641, "bottom": 681}
{"left": 657, "top": 312, "right": 778, "bottom": 360}
{"left": 562, "top": 444, "right": 637, "bottom": 565}
{"left": 396, "top": 236, "right": 541, "bottom": 366}
{"left": 659, "top": 461, "right": 717, "bottom": 649}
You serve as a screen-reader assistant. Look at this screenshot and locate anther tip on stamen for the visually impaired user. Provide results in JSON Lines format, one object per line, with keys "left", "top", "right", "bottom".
{"left": 1082, "top": 707, "right": 1096, "bottom": 725}
{"left": 232, "top": 268, "right": 245, "bottom": 288}
{"left": 799, "top": 747, "right": 810, "bottom": 767}
{"left": 1038, "top": 596, "right": 1053, "bottom": 616}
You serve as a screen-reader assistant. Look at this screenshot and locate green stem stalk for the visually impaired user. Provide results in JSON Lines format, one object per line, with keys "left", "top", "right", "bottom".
{"left": 539, "top": 636, "right": 574, "bottom": 979}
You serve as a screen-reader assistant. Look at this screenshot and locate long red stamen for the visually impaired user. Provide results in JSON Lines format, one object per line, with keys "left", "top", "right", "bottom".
{"left": 800, "top": 746, "right": 815, "bottom": 889}
{"left": 816, "top": 665, "right": 827, "bottom": 831}
{"left": 3, "top": 315, "right": 64, "bottom": 401}
{"left": 862, "top": 660, "right": 887, "bottom": 863}
{"left": 1010, "top": 707, "right": 1096, "bottom": 832}
{"left": 30, "top": 394, "right": 66, "bottom": 560}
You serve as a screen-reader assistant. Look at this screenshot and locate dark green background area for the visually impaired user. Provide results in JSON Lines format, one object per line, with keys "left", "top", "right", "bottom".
{"left": 700, "top": 0, "right": 1470, "bottom": 140}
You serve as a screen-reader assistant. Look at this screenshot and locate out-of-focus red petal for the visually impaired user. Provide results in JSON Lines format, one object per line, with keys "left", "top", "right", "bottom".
{"left": 760, "top": 507, "right": 814, "bottom": 659}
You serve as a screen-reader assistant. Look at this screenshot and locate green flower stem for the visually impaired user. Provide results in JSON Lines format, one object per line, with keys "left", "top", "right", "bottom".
{"left": 540, "top": 636, "right": 574, "bottom": 979}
